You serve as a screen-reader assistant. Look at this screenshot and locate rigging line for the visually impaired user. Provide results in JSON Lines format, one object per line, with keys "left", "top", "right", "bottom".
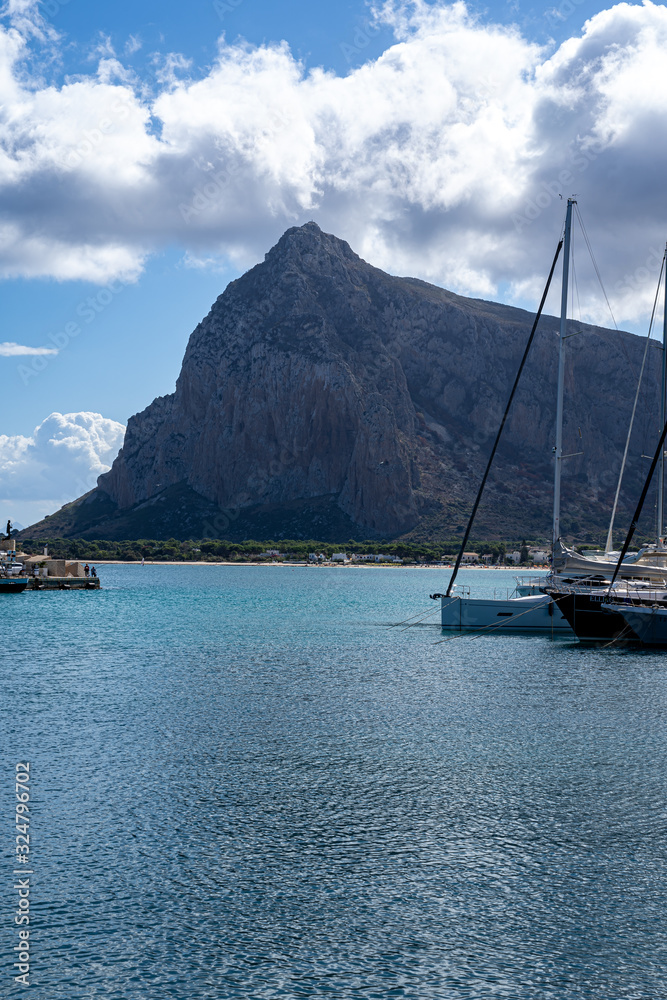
{"left": 574, "top": 202, "right": 656, "bottom": 466}
{"left": 574, "top": 203, "right": 618, "bottom": 331}
{"left": 574, "top": 203, "right": 647, "bottom": 410}
{"left": 398, "top": 605, "right": 445, "bottom": 631}
{"left": 608, "top": 411, "right": 667, "bottom": 592}
{"left": 571, "top": 244, "right": 582, "bottom": 326}
{"left": 570, "top": 221, "right": 581, "bottom": 326}
{"left": 600, "top": 622, "right": 636, "bottom": 650}
{"left": 444, "top": 237, "right": 563, "bottom": 599}
{"left": 605, "top": 254, "right": 666, "bottom": 553}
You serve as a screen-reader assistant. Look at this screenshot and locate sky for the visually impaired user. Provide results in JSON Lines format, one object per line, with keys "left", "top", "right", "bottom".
{"left": 1, "top": 0, "right": 666, "bottom": 526}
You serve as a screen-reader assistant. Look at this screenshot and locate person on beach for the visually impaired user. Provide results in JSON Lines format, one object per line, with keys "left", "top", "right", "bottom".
{"left": 84, "top": 563, "right": 90, "bottom": 577}
{"left": 91, "top": 566, "right": 97, "bottom": 578}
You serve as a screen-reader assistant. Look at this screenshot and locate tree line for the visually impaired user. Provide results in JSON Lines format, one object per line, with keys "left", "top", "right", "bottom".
{"left": 19, "top": 537, "right": 540, "bottom": 564}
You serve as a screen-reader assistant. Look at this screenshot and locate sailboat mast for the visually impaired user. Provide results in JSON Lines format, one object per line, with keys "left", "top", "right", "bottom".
{"left": 657, "top": 243, "right": 667, "bottom": 545}
{"left": 552, "top": 198, "right": 575, "bottom": 548}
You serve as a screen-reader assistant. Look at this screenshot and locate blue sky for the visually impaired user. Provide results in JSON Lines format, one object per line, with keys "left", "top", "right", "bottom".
{"left": 1, "top": 0, "right": 666, "bottom": 525}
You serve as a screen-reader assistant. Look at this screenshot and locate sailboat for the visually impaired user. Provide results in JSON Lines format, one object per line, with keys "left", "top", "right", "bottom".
{"left": 548, "top": 242, "right": 667, "bottom": 641}
{"left": 438, "top": 204, "right": 667, "bottom": 634}
{"left": 436, "top": 199, "right": 583, "bottom": 633}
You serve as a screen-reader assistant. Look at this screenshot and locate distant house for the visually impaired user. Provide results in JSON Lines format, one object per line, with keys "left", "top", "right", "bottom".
{"left": 260, "top": 549, "right": 281, "bottom": 559}
{"left": 461, "top": 552, "right": 479, "bottom": 564}
{"left": 529, "top": 548, "right": 550, "bottom": 564}
{"left": 507, "top": 551, "right": 522, "bottom": 564}
{"left": 331, "top": 553, "right": 348, "bottom": 562}
{"left": 480, "top": 554, "right": 493, "bottom": 564}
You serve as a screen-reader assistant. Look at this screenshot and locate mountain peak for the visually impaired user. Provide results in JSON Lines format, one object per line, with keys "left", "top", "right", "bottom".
{"left": 265, "top": 221, "right": 359, "bottom": 271}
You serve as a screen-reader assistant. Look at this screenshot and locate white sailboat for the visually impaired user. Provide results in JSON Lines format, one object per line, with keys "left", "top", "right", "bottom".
{"left": 438, "top": 198, "right": 577, "bottom": 633}
{"left": 437, "top": 206, "right": 667, "bottom": 634}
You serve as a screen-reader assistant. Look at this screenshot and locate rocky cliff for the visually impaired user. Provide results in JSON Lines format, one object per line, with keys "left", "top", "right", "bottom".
{"left": 22, "top": 222, "right": 663, "bottom": 542}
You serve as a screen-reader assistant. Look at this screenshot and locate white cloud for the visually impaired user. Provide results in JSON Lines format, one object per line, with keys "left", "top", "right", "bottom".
{"left": 0, "top": 341, "right": 57, "bottom": 355}
{"left": 125, "top": 34, "right": 142, "bottom": 56}
{"left": 0, "top": 1, "right": 666, "bottom": 324}
{"left": 0, "top": 412, "right": 126, "bottom": 525}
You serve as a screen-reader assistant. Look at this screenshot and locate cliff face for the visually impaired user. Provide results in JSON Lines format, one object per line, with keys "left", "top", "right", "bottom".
{"left": 23, "top": 222, "right": 663, "bottom": 542}
{"left": 102, "top": 223, "right": 422, "bottom": 535}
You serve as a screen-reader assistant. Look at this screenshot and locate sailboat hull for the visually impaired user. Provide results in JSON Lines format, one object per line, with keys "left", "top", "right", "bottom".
{"left": 606, "top": 605, "right": 667, "bottom": 646}
{"left": 441, "top": 594, "right": 572, "bottom": 634}
{"left": 547, "top": 591, "right": 640, "bottom": 642}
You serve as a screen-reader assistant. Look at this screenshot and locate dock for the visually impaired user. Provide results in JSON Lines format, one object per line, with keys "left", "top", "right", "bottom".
{"left": 1, "top": 540, "right": 101, "bottom": 591}
{"left": 26, "top": 576, "right": 100, "bottom": 590}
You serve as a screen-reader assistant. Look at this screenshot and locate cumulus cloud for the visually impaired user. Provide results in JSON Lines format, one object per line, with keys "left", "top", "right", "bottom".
{"left": 0, "top": 412, "right": 125, "bottom": 525}
{"left": 0, "top": 0, "right": 666, "bottom": 324}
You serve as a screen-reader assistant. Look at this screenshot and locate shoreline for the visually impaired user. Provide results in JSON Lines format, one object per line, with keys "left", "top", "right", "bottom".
{"left": 86, "top": 560, "right": 548, "bottom": 569}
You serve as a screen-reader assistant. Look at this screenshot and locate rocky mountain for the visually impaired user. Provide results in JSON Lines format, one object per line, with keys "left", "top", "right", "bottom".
{"left": 22, "top": 222, "right": 663, "bottom": 543}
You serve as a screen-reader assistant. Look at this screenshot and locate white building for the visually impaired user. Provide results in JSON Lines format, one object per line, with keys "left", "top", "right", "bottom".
{"left": 529, "top": 548, "right": 550, "bottom": 564}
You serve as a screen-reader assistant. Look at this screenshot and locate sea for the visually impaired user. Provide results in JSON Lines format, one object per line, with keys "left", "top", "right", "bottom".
{"left": 2, "top": 564, "right": 667, "bottom": 999}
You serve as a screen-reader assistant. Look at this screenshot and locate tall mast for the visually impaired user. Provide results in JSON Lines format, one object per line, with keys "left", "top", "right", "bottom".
{"left": 553, "top": 198, "right": 575, "bottom": 548}
{"left": 657, "top": 243, "right": 667, "bottom": 546}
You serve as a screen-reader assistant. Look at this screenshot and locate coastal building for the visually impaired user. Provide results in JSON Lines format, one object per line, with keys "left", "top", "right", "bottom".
{"left": 21, "top": 556, "right": 87, "bottom": 578}
{"left": 529, "top": 548, "right": 550, "bottom": 564}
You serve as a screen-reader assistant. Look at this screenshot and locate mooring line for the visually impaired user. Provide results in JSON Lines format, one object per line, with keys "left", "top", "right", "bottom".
{"left": 397, "top": 605, "right": 444, "bottom": 632}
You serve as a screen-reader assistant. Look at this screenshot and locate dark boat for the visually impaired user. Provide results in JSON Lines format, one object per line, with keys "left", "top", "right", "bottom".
{"left": 548, "top": 585, "right": 641, "bottom": 642}
{"left": 0, "top": 577, "right": 28, "bottom": 594}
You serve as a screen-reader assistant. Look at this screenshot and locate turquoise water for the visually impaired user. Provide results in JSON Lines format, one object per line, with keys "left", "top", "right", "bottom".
{"left": 2, "top": 565, "right": 667, "bottom": 999}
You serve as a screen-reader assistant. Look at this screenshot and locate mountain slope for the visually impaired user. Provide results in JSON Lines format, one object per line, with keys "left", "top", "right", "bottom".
{"left": 21, "top": 222, "right": 662, "bottom": 542}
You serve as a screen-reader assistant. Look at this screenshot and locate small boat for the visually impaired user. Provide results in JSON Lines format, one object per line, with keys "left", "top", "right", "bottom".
{"left": 0, "top": 552, "right": 27, "bottom": 593}
{"left": 0, "top": 576, "right": 28, "bottom": 593}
